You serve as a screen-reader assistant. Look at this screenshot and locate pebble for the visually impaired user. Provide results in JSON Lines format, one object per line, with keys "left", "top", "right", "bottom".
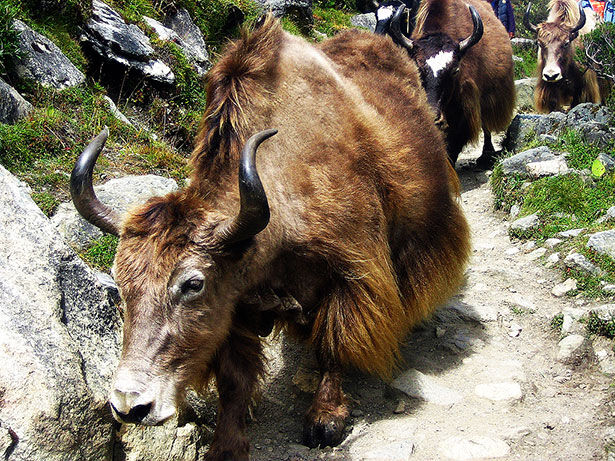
{"left": 505, "top": 247, "right": 520, "bottom": 255}
{"left": 394, "top": 400, "right": 406, "bottom": 414}
{"left": 439, "top": 436, "right": 510, "bottom": 460}
{"left": 522, "top": 241, "right": 536, "bottom": 251}
{"left": 351, "top": 409, "right": 364, "bottom": 417}
{"left": 527, "top": 248, "right": 547, "bottom": 261}
{"left": 564, "top": 252, "right": 602, "bottom": 275}
{"left": 391, "top": 369, "right": 463, "bottom": 406}
{"left": 552, "top": 278, "right": 577, "bottom": 297}
{"left": 545, "top": 253, "right": 560, "bottom": 267}
{"left": 474, "top": 382, "right": 523, "bottom": 401}
{"left": 557, "top": 228, "right": 585, "bottom": 238}
{"left": 556, "top": 334, "right": 586, "bottom": 362}
{"left": 509, "top": 323, "right": 523, "bottom": 337}
{"left": 544, "top": 238, "right": 563, "bottom": 248}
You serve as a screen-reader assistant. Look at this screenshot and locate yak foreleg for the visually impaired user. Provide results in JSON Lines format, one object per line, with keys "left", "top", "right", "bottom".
{"left": 474, "top": 128, "right": 498, "bottom": 170}
{"left": 303, "top": 366, "right": 349, "bottom": 448}
{"left": 207, "top": 327, "right": 264, "bottom": 461}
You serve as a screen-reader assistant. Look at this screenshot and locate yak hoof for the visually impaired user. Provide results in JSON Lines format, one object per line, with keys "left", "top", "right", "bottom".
{"left": 303, "top": 412, "right": 346, "bottom": 448}
{"left": 474, "top": 151, "right": 498, "bottom": 170}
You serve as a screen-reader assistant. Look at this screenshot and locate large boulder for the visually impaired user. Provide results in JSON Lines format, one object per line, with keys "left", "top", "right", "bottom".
{"left": 0, "top": 77, "right": 32, "bottom": 124}
{"left": 502, "top": 113, "right": 544, "bottom": 152}
{"left": 587, "top": 230, "right": 615, "bottom": 260}
{"left": 81, "top": 0, "right": 175, "bottom": 85}
{"left": 164, "top": 8, "right": 211, "bottom": 75}
{"left": 351, "top": 13, "right": 376, "bottom": 31}
{"left": 0, "top": 165, "right": 121, "bottom": 460}
{"left": 254, "top": 0, "right": 313, "bottom": 29}
{"left": 10, "top": 20, "right": 85, "bottom": 89}
{"left": 51, "top": 174, "right": 178, "bottom": 252}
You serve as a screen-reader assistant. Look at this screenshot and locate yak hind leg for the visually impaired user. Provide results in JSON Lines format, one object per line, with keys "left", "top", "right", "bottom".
{"left": 303, "top": 367, "right": 349, "bottom": 448}
{"left": 206, "top": 324, "right": 265, "bottom": 461}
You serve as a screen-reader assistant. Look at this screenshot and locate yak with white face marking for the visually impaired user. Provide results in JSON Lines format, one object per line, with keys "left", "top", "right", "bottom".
{"left": 374, "top": 0, "right": 515, "bottom": 168}
{"left": 525, "top": 0, "right": 610, "bottom": 113}
{"left": 71, "top": 16, "right": 470, "bottom": 460}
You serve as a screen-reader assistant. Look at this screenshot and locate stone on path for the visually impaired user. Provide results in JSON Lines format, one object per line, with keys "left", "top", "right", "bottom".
{"left": 474, "top": 382, "right": 523, "bottom": 401}
{"left": 564, "top": 252, "right": 602, "bottom": 275}
{"left": 557, "top": 334, "right": 586, "bottom": 363}
{"left": 587, "top": 230, "right": 615, "bottom": 260}
{"left": 346, "top": 419, "right": 415, "bottom": 461}
{"left": 391, "top": 369, "right": 462, "bottom": 406}
{"left": 544, "top": 238, "right": 562, "bottom": 248}
{"left": 439, "top": 436, "right": 510, "bottom": 460}
{"left": 527, "top": 247, "right": 546, "bottom": 261}
{"left": 557, "top": 228, "right": 585, "bottom": 238}
{"left": 510, "top": 214, "right": 540, "bottom": 233}
{"left": 545, "top": 253, "right": 560, "bottom": 268}
{"left": 501, "top": 146, "right": 555, "bottom": 175}
{"left": 552, "top": 278, "right": 577, "bottom": 297}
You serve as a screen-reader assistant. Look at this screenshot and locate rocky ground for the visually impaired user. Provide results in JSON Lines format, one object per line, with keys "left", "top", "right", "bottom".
{"left": 240, "top": 148, "right": 615, "bottom": 461}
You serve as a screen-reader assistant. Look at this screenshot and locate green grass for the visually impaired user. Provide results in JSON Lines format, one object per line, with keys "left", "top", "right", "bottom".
{"left": 81, "top": 235, "right": 119, "bottom": 271}
{"left": 512, "top": 45, "right": 537, "bottom": 80}
{"left": 551, "top": 313, "right": 564, "bottom": 331}
{"left": 587, "top": 311, "right": 615, "bottom": 339}
{"left": 313, "top": 6, "right": 353, "bottom": 37}
{"left": 0, "top": 2, "right": 23, "bottom": 73}
{"left": 31, "top": 191, "right": 59, "bottom": 217}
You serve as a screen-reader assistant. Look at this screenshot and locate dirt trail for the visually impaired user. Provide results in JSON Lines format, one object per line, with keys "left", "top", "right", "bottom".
{"left": 244, "top": 155, "right": 614, "bottom": 460}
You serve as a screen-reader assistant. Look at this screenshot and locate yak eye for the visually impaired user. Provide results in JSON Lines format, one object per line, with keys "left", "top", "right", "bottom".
{"left": 181, "top": 278, "right": 204, "bottom": 295}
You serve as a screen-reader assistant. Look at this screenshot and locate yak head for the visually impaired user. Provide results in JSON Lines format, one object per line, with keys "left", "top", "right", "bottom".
{"left": 71, "top": 128, "right": 276, "bottom": 425}
{"left": 525, "top": 2, "right": 586, "bottom": 82}
{"left": 376, "top": 3, "right": 483, "bottom": 128}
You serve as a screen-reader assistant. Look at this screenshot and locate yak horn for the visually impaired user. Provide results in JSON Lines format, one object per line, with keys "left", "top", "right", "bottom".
{"left": 458, "top": 6, "right": 483, "bottom": 56}
{"left": 570, "top": 4, "right": 586, "bottom": 37}
{"left": 524, "top": 2, "right": 538, "bottom": 33}
{"left": 70, "top": 127, "right": 121, "bottom": 237}
{"left": 215, "top": 129, "right": 277, "bottom": 245}
{"left": 390, "top": 5, "right": 415, "bottom": 50}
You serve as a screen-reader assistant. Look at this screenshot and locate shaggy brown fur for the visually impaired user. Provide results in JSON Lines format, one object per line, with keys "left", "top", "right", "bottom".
{"left": 413, "top": 0, "right": 515, "bottom": 161}
{"left": 534, "top": 0, "right": 610, "bottom": 112}
{"left": 109, "top": 16, "right": 470, "bottom": 458}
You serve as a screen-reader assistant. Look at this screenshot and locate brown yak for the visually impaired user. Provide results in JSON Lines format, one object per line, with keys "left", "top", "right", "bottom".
{"left": 373, "top": 0, "right": 515, "bottom": 168}
{"left": 71, "top": 16, "right": 470, "bottom": 460}
{"left": 525, "top": 0, "right": 610, "bottom": 113}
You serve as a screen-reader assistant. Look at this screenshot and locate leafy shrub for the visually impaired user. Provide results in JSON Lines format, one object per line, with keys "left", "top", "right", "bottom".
{"left": 579, "top": 22, "right": 615, "bottom": 111}
{"left": 0, "top": 2, "right": 23, "bottom": 74}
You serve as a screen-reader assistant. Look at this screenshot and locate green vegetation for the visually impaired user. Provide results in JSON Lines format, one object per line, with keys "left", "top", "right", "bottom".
{"left": 513, "top": 0, "right": 549, "bottom": 38}
{"left": 551, "top": 313, "right": 564, "bottom": 331}
{"left": 586, "top": 311, "right": 615, "bottom": 339}
{"left": 492, "top": 125, "right": 615, "bottom": 298}
{"left": 313, "top": 6, "right": 353, "bottom": 37}
{"left": 31, "top": 191, "right": 59, "bottom": 217}
{"left": 81, "top": 235, "right": 119, "bottom": 270}
{"left": 0, "top": 2, "right": 23, "bottom": 73}
{"left": 512, "top": 45, "right": 537, "bottom": 80}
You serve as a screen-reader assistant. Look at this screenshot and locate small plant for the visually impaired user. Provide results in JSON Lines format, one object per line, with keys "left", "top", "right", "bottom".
{"left": 551, "top": 313, "right": 564, "bottom": 331}
{"left": 81, "top": 235, "right": 119, "bottom": 271}
{"left": 586, "top": 311, "right": 615, "bottom": 339}
{"left": 0, "top": 2, "right": 23, "bottom": 74}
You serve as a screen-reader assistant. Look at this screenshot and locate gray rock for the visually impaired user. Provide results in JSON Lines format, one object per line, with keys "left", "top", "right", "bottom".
{"left": 577, "top": 121, "right": 613, "bottom": 148}
{"left": 538, "top": 133, "right": 559, "bottom": 144}
{"left": 0, "top": 77, "right": 32, "bottom": 124}
{"left": 440, "top": 436, "right": 510, "bottom": 460}
{"left": 509, "top": 204, "right": 520, "bottom": 219}
{"left": 552, "top": 278, "right": 577, "bottom": 297}
{"left": 351, "top": 13, "right": 376, "bottom": 31}
{"left": 526, "top": 157, "right": 569, "bottom": 178}
{"left": 527, "top": 247, "right": 547, "bottom": 260}
{"left": 117, "top": 419, "right": 208, "bottom": 461}
{"left": 511, "top": 37, "right": 536, "bottom": 49}
{"left": 564, "top": 252, "right": 602, "bottom": 275}
{"left": 346, "top": 419, "right": 415, "bottom": 461}
{"left": 593, "top": 337, "right": 615, "bottom": 377}
{"left": 603, "top": 284, "right": 615, "bottom": 294}
{"left": 557, "top": 228, "right": 585, "bottom": 238}
{"left": 597, "top": 206, "right": 615, "bottom": 224}
{"left": 514, "top": 78, "right": 536, "bottom": 112}
{"left": 474, "top": 382, "right": 523, "bottom": 401}
{"left": 596, "top": 153, "right": 615, "bottom": 172}
{"left": 254, "top": 0, "right": 313, "bottom": 28}
{"left": 557, "top": 334, "right": 586, "bottom": 362}
{"left": 535, "top": 111, "right": 566, "bottom": 136}
{"left": 52, "top": 174, "right": 178, "bottom": 251}
{"left": 545, "top": 252, "right": 560, "bottom": 268}
{"left": 0, "top": 165, "right": 121, "bottom": 460}
{"left": 544, "top": 238, "right": 563, "bottom": 248}
{"left": 503, "top": 113, "right": 544, "bottom": 152}
{"left": 162, "top": 8, "right": 211, "bottom": 75}
{"left": 512, "top": 54, "right": 523, "bottom": 62}
{"left": 391, "top": 368, "right": 462, "bottom": 406}
{"left": 587, "top": 230, "right": 615, "bottom": 260}
{"left": 589, "top": 304, "right": 615, "bottom": 322}
{"left": 565, "top": 102, "right": 612, "bottom": 126}
{"left": 81, "top": 1, "right": 175, "bottom": 84}
{"left": 11, "top": 20, "right": 85, "bottom": 89}
{"left": 501, "top": 146, "right": 555, "bottom": 175}
{"left": 510, "top": 213, "right": 540, "bottom": 233}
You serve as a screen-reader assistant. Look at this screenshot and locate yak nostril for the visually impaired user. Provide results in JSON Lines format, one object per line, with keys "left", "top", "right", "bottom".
{"left": 111, "top": 401, "right": 153, "bottom": 424}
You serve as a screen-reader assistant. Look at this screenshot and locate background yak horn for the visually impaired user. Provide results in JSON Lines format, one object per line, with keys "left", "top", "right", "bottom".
{"left": 570, "top": 4, "right": 586, "bottom": 37}
{"left": 215, "top": 129, "right": 277, "bottom": 245}
{"left": 70, "top": 127, "right": 121, "bottom": 237}
{"left": 524, "top": 2, "right": 538, "bottom": 33}
{"left": 458, "top": 6, "right": 483, "bottom": 56}
{"left": 390, "top": 5, "right": 415, "bottom": 50}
